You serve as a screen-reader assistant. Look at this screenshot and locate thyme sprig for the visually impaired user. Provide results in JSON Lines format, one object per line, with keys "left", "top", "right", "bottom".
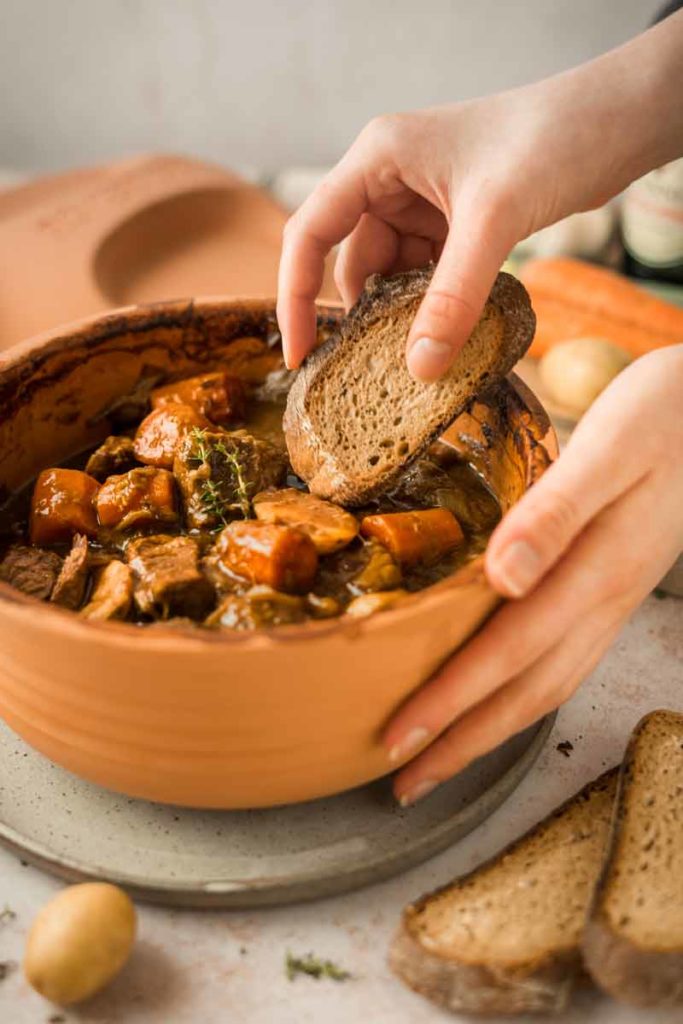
{"left": 285, "top": 951, "right": 352, "bottom": 982}
{"left": 190, "top": 428, "right": 252, "bottom": 524}
{"left": 213, "top": 438, "right": 251, "bottom": 519}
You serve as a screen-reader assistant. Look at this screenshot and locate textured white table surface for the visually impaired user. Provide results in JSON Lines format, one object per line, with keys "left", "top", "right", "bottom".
{"left": 0, "top": 592, "right": 681, "bottom": 1024}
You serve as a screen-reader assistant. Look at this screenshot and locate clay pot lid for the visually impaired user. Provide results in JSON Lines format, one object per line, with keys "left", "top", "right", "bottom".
{"left": 0, "top": 153, "right": 338, "bottom": 351}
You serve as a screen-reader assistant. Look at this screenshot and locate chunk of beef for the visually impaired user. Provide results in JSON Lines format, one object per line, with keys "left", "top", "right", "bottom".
{"left": 96, "top": 467, "right": 179, "bottom": 532}
{"left": 253, "top": 488, "right": 358, "bottom": 554}
{"left": 151, "top": 372, "right": 248, "bottom": 426}
{"left": 81, "top": 560, "right": 134, "bottom": 621}
{"left": 30, "top": 469, "right": 100, "bottom": 545}
{"left": 206, "top": 585, "right": 306, "bottom": 630}
{"left": 134, "top": 403, "right": 212, "bottom": 469}
{"left": 85, "top": 436, "right": 139, "bottom": 482}
{"left": 126, "top": 535, "right": 215, "bottom": 620}
{"left": 0, "top": 544, "right": 62, "bottom": 600}
{"left": 174, "top": 429, "right": 287, "bottom": 531}
{"left": 51, "top": 534, "right": 90, "bottom": 610}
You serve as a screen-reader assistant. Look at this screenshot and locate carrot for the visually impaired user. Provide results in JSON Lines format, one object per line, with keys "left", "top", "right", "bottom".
{"left": 96, "top": 467, "right": 178, "bottom": 531}
{"left": 133, "top": 403, "right": 212, "bottom": 469}
{"left": 360, "top": 509, "right": 464, "bottom": 567}
{"left": 30, "top": 469, "right": 100, "bottom": 546}
{"left": 526, "top": 295, "right": 669, "bottom": 359}
{"left": 520, "top": 258, "right": 683, "bottom": 358}
{"left": 151, "top": 372, "right": 247, "bottom": 426}
{"left": 217, "top": 521, "right": 318, "bottom": 594}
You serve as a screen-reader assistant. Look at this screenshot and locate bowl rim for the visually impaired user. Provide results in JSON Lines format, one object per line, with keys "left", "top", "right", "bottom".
{"left": 0, "top": 296, "right": 555, "bottom": 652}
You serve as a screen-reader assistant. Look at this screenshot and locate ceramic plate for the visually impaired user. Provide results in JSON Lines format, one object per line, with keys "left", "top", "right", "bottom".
{"left": 0, "top": 714, "right": 554, "bottom": 907}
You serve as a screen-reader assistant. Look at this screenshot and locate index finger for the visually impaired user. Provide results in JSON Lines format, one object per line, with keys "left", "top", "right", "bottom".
{"left": 277, "top": 167, "right": 368, "bottom": 369}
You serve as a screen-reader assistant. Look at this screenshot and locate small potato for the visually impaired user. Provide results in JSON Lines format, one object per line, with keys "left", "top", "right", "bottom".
{"left": 24, "top": 882, "right": 136, "bottom": 1006}
{"left": 540, "top": 337, "right": 631, "bottom": 416}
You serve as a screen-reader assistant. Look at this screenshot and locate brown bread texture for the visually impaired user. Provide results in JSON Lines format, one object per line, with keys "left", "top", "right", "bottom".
{"left": 583, "top": 709, "right": 683, "bottom": 1008}
{"left": 284, "top": 266, "right": 535, "bottom": 504}
{"left": 389, "top": 769, "right": 618, "bottom": 1016}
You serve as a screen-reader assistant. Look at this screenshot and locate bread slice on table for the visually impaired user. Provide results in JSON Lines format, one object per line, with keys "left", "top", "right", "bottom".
{"left": 284, "top": 266, "right": 535, "bottom": 505}
{"left": 582, "top": 709, "right": 683, "bottom": 1008}
{"left": 389, "top": 769, "right": 618, "bottom": 1016}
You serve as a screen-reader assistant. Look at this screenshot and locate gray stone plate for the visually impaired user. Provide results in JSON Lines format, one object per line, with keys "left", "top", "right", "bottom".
{"left": 0, "top": 714, "right": 554, "bottom": 907}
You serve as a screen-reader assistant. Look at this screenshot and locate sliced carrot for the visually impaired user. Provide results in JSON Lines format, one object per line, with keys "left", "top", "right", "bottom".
{"left": 96, "top": 467, "right": 178, "bottom": 530}
{"left": 526, "top": 295, "right": 670, "bottom": 359}
{"left": 133, "top": 403, "right": 212, "bottom": 469}
{"left": 217, "top": 521, "right": 318, "bottom": 594}
{"left": 151, "top": 372, "right": 247, "bottom": 426}
{"left": 360, "top": 509, "right": 464, "bottom": 567}
{"left": 30, "top": 469, "right": 100, "bottom": 546}
{"left": 520, "top": 258, "right": 683, "bottom": 358}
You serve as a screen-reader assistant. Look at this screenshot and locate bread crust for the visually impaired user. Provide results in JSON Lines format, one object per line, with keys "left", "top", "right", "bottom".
{"left": 284, "top": 267, "right": 535, "bottom": 504}
{"left": 582, "top": 918, "right": 683, "bottom": 1008}
{"left": 582, "top": 710, "right": 683, "bottom": 1008}
{"left": 389, "top": 769, "right": 618, "bottom": 1016}
{"left": 389, "top": 922, "right": 578, "bottom": 1016}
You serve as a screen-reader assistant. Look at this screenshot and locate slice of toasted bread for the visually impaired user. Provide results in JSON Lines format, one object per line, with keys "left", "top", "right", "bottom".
{"left": 389, "top": 769, "right": 618, "bottom": 1016}
{"left": 284, "top": 267, "right": 535, "bottom": 505}
{"left": 582, "top": 710, "right": 683, "bottom": 1008}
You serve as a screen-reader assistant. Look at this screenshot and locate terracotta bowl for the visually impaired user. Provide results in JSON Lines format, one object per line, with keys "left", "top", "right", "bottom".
{"left": 0, "top": 300, "right": 556, "bottom": 809}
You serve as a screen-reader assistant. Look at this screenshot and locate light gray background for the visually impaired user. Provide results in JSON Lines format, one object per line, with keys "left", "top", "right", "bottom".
{"left": 0, "top": 0, "right": 661, "bottom": 176}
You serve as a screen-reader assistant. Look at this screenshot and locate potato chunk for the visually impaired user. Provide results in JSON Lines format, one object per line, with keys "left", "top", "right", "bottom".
{"left": 216, "top": 521, "right": 318, "bottom": 594}
{"left": 81, "top": 560, "right": 134, "bottom": 622}
{"left": 30, "top": 469, "right": 100, "bottom": 546}
{"left": 253, "top": 488, "right": 358, "bottom": 554}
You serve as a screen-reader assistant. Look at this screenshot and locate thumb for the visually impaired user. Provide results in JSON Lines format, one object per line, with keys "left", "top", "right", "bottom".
{"left": 484, "top": 390, "right": 649, "bottom": 599}
{"left": 406, "top": 210, "right": 511, "bottom": 382}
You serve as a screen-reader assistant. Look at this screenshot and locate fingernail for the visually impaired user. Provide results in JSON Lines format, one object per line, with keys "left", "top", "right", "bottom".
{"left": 399, "top": 779, "right": 439, "bottom": 807}
{"left": 388, "top": 726, "right": 431, "bottom": 765}
{"left": 491, "top": 540, "right": 542, "bottom": 597}
{"left": 406, "top": 337, "right": 453, "bottom": 381}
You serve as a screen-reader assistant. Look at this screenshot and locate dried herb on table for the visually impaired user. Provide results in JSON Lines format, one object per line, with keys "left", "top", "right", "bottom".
{"left": 0, "top": 960, "right": 16, "bottom": 981}
{"left": 285, "top": 951, "right": 352, "bottom": 982}
{"left": 0, "top": 904, "right": 16, "bottom": 923}
{"left": 556, "top": 740, "right": 574, "bottom": 758}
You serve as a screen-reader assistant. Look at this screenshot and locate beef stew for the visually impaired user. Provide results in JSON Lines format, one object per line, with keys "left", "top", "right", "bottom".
{"left": 0, "top": 367, "right": 501, "bottom": 631}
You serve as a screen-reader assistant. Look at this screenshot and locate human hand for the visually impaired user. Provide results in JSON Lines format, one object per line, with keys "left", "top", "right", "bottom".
{"left": 277, "top": 13, "right": 683, "bottom": 380}
{"left": 383, "top": 345, "right": 683, "bottom": 805}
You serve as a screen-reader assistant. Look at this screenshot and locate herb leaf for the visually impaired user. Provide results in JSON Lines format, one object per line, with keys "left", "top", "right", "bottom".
{"left": 285, "top": 951, "right": 352, "bottom": 982}
{"left": 190, "top": 427, "right": 252, "bottom": 525}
